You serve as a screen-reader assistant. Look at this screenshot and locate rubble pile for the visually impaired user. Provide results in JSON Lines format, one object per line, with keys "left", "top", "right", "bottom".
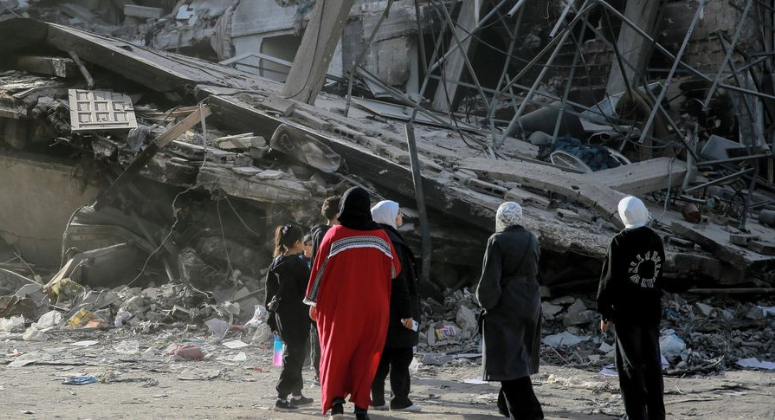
{"left": 537, "top": 292, "right": 775, "bottom": 375}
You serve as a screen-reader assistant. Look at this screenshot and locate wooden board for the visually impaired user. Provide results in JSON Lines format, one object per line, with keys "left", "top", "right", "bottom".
{"left": 581, "top": 157, "right": 689, "bottom": 195}
{"left": 457, "top": 157, "right": 626, "bottom": 227}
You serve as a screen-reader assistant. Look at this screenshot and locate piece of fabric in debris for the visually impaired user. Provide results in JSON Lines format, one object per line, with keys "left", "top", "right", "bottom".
{"left": 618, "top": 196, "right": 649, "bottom": 229}
{"left": 337, "top": 187, "right": 380, "bottom": 231}
{"left": 371, "top": 200, "right": 400, "bottom": 230}
{"left": 538, "top": 136, "right": 621, "bottom": 171}
{"left": 496, "top": 202, "right": 523, "bottom": 233}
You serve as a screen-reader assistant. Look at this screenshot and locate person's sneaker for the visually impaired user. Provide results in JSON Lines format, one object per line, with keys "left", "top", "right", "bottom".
{"left": 291, "top": 395, "right": 314, "bottom": 407}
{"left": 392, "top": 404, "right": 422, "bottom": 412}
{"left": 274, "top": 399, "right": 298, "bottom": 411}
{"left": 370, "top": 404, "right": 388, "bottom": 411}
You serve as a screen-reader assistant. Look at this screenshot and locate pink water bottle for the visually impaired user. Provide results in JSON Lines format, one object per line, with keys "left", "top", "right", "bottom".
{"left": 273, "top": 334, "right": 284, "bottom": 367}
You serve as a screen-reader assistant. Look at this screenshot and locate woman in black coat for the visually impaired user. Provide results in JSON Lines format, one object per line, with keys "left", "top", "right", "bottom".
{"left": 369, "top": 200, "right": 422, "bottom": 413}
{"left": 476, "top": 202, "right": 543, "bottom": 420}
{"left": 265, "top": 224, "right": 314, "bottom": 411}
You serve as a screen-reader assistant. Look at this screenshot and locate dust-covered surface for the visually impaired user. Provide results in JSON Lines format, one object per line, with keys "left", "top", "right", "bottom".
{"left": 2, "top": 330, "right": 774, "bottom": 420}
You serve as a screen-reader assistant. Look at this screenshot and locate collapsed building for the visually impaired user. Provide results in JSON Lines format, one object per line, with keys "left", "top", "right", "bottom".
{"left": 0, "top": 0, "right": 774, "bottom": 338}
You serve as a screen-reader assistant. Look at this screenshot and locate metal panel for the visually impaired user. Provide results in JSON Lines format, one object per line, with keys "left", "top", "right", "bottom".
{"left": 68, "top": 89, "right": 138, "bottom": 131}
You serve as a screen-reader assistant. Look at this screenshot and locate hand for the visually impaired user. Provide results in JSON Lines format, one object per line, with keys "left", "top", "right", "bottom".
{"left": 600, "top": 320, "right": 610, "bottom": 333}
{"left": 309, "top": 306, "right": 317, "bottom": 321}
{"left": 401, "top": 318, "right": 414, "bottom": 329}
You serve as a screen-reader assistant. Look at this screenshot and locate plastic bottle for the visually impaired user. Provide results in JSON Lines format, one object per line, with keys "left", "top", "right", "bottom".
{"left": 273, "top": 334, "right": 284, "bottom": 367}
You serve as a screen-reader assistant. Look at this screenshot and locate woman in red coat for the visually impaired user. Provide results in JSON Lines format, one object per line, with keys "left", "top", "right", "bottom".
{"left": 305, "top": 187, "right": 401, "bottom": 420}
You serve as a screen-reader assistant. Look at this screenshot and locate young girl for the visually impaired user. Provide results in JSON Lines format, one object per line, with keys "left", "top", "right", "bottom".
{"left": 265, "top": 224, "right": 314, "bottom": 410}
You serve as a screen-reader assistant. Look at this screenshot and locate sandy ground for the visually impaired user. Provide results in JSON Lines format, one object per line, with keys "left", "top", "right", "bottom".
{"left": 1, "top": 331, "right": 774, "bottom": 420}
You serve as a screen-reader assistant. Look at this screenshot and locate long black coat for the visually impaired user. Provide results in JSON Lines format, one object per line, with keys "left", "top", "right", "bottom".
{"left": 381, "top": 225, "right": 421, "bottom": 349}
{"left": 476, "top": 225, "right": 542, "bottom": 381}
{"left": 265, "top": 254, "right": 312, "bottom": 344}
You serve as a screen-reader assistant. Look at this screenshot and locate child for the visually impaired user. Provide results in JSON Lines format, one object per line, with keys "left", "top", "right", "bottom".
{"left": 597, "top": 196, "right": 666, "bottom": 420}
{"left": 266, "top": 224, "right": 314, "bottom": 410}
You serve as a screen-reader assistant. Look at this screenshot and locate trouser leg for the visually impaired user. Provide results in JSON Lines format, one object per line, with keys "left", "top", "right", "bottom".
{"left": 500, "top": 377, "right": 543, "bottom": 420}
{"left": 615, "top": 325, "right": 648, "bottom": 420}
{"left": 276, "top": 338, "right": 308, "bottom": 399}
{"left": 497, "top": 388, "right": 509, "bottom": 417}
{"left": 371, "top": 348, "right": 391, "bottom": 406}
{"left": 311, "top": 324, "right": 321, "bottom": 380}
{"left": 388, "top": 347, "right": 414, "bottom": 409}
{"left": 642, "top": 324, "right": 665, "bottom": 420}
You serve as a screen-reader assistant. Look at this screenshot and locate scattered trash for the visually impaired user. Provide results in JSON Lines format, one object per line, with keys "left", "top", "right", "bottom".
{"left": 735, "top": 358, "right": 775, "bottom": 370}
{"left": 205, "top": 318, "right": 230, "bottom": 339}
{"left": 170, "top": 344, "right": 205, "bottom": 360}
{"left": 455, "top": 305, "right": 477, "bottom": 334}
{"left": 435, "top": 325, "right": 460, "bottom": 340}
{"left": 114, "top": 340, "right": 140, "bottom": 354}
{"left": 67, "top": 309, "right": 107, "bottom": 329}
{"left": 0, "top": 315, "right": 25, "bottom": 332}
{"left": 114, "top": 309, "right": 132, "bottom": 327}
{"left": 758, "top": 306, "right": 775, "bottom": 317}
{"left": 244, "top": 305, "right": 267, "bottom": 329}
{"left": 543, "top": 331, "right": 590, "bottom": 348}
{"left": 34, "top": 311, "right": 63, "bottom": 329}
{"left": 422, "top": 353, "right": 454, "bottom": 366}
{"left": 463, "top": 376, "right": 489, "bottom": 385}
{"left": 22, "top": 326, "right": 47, "bottom": 342}
{"left": 599, "top": 367, "right": 618, "bottom": 377}
{"left": 62, "top": 376, "right": 97, "bottom": 385}
{"left": 72, "top": 340, "right": 99, "bottom": 347}
{"left": 659, "top": 333, "right": 686, "bottom": 359}
{"left": 231, "top": 352, "right": 247, "bottom": 362}
{"left": 222, "top": 339, "right": 249, "bottom": 349}
{"left": 251, "top": 323, "right": 273, "bottom": 346}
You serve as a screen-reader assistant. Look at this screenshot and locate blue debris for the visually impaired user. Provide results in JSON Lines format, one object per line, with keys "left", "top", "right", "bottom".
{"left": 538, "top": 136, "right": 622, "bottom": 171}
{"left": 62, "top": 375, "right": 97, "bottom": 385}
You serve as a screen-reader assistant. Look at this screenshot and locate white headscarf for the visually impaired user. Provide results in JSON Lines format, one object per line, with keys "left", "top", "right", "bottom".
{"left": 618, "top": 196, "right": 649, "bottom": 229}
{"left": 371, "top": 200, "right": 400, "bottom": 229}
{"left": 496, "top": 202, "right": 523, "bottom": 232}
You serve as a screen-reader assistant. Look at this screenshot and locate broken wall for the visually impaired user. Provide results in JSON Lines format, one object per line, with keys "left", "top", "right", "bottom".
{"left": 0, "top": 152, "right": 99, "bottom": 267}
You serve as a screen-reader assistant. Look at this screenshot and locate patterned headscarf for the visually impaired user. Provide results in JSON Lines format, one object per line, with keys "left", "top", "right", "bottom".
{"left": 496, "top": 202, "right": 523, "bottom": 232}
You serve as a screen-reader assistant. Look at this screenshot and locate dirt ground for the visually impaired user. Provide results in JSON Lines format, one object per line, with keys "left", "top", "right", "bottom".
{"left": 1, "top": 331, "right": 774, "bottom": 420}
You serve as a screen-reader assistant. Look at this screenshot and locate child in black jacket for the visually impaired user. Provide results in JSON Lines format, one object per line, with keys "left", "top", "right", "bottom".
{"left": 597, "top": 196, "right": 665, "bottom": 420}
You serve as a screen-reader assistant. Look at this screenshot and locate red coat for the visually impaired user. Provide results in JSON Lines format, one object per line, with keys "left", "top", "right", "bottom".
{"left": 305, "top": 225, "right": 401, "bottom": 413}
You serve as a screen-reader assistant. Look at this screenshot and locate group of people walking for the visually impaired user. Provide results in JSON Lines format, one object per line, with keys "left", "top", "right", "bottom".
{"left": 265, "top": 185, "right": 666, "bottom": 420}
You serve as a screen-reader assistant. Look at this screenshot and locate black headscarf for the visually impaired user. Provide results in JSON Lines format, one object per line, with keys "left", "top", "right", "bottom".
{"left": 338, "top": 187, "right": 381, "bottom": 231}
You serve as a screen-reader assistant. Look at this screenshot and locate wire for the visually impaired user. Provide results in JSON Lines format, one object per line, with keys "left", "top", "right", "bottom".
{"left": 656, "top": 155, "right": 677, "bottom": 222}
{"left": 127, "top": 99, "right": 211, "bottom": 287}
{"left": 224, "top": 196, "right": 263, "bottom": 237}
{"left": 216, "top": 199, "right": 234, "bottom": 279}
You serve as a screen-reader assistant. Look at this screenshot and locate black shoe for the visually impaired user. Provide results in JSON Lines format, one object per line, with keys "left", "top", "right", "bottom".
{"left": 274, "top": 399, "right": 298, "bottom": 411}
{"left": 332, "top": 401, "right": 344, "bottom": 415}
{"left": 291, "top": 395, "right": 314, "bottom": 407}
{"left": 355, "top": 405, "right": 369, "bottom": 420}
